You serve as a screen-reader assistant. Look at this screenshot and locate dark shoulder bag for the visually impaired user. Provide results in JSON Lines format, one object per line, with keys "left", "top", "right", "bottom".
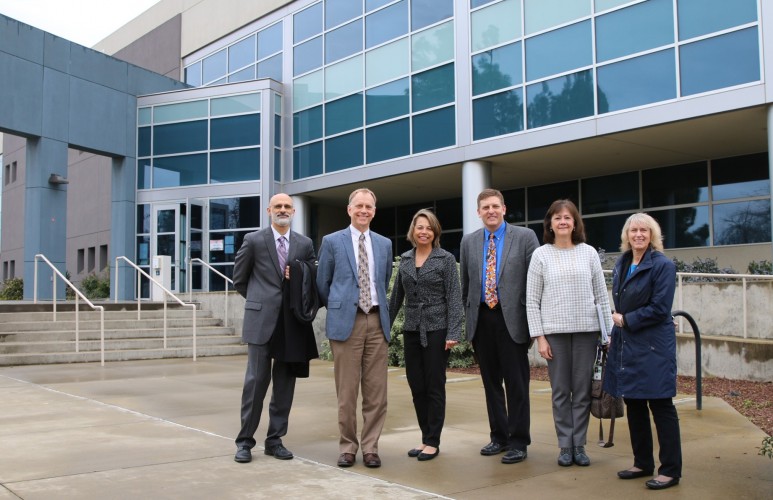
{"left": 591, "top": 344, "right": 624, "bottom": 447}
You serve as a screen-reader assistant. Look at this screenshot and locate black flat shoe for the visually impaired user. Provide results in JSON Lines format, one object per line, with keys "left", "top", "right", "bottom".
{"left": 417, "top": 448, "right": 439, "bottom": 461}
{"left": 407, "top": 448, "right": 423, "bottom": 458}
{"left": 646, "top": 477, "right": 680, "bottom": 490}
{"left": 617, "top": 468, "right": 654, "bottom": 479}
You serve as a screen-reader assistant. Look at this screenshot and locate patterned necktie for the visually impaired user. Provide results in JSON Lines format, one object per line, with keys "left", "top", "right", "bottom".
{"left": 485, "top": 233, "right": 498, "bottom": 308}
{"left": 277, "top": 236, "right": 287, "bottom": 272}
{"left": 358, "top": 233, "right": 372, "bottom": 312}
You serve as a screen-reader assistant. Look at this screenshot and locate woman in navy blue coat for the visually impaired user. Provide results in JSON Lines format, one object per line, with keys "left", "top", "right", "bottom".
{"left": 604, "top": 213, "right": 682, "bottom": 490}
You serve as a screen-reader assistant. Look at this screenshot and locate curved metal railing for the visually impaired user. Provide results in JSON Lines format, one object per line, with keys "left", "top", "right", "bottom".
{"left": 187, "top": 258, "right": 234, "bottom": 327}
{"left": 672, "top": 310, "right": 702, "bottom": 410}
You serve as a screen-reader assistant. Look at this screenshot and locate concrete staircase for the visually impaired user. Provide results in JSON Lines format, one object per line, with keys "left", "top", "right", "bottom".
{"left": 0, "top": 302, "right": 246, "bottom": 366}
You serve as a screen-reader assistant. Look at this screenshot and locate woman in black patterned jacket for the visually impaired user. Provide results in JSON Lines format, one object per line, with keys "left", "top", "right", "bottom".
{"left": 389, "top": 208, "right": 463, "bottom": 461}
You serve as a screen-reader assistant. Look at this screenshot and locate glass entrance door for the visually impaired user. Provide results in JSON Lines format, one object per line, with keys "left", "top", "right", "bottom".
{"left": 152, "top": 203, "right": 182, "bottom": 293}
{"left": 188, "top": 199, "right": 207, "bottom": 292}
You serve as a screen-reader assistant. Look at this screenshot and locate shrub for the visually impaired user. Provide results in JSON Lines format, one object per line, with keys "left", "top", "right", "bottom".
{"left": 672, "top": 257, "right": 736, "bottom": 282}
{"left": 79, "top": 272, "right": 110, "bottom": 299}
{"left": 0, "top": 277, "right": 24, "bottom": 300}
{"left": 760, "top": 436, "right": 773, "bottom": 459}
{"left": 748, "top": 260, "right": 773, "bottom": 275}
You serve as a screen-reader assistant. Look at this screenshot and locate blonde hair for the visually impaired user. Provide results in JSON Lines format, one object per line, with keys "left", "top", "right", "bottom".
{"left": 406, "top": 209, "right": 442, "bottom": 248}
{"left": 620, "top": 213, "right": 664, "bottom": 252}
{"left": 348, "top": 188, "right": 377, "bottom": 206}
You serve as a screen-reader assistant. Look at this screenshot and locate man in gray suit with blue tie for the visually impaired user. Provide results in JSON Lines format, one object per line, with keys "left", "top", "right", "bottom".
{"left": 232, "top": 193, "right": 316, "bottom": 463}
{"left": 317, "top": 188, "right": 393, "bottom": 469}
{"left": 460, "top": 188, "right": 539, "bottom": 465}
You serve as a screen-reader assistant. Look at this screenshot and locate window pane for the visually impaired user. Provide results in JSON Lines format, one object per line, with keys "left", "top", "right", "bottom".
{"left": 473, "top": 88, "right": 524, "bottom": 140}
{"left": 527, "top": 181, "right": 578, "bottom": 221}
{"left": 185, "top": 62, "right": 202, "bottom": 86}
{"left": 326, "top": 20, "right": 363, "bottom": 64}
{"left": 258, "top": 54, "right": 282, "bottom": 81}
{"left": 210, "top": 148, "right": 260, "bottom": 183}
{"left": 228, "top": 65, "right": 255, "bottom": 83}
{"left": 274, "top": 148, "right": 282, "bottom": 181}
{"left": 209, "top": 197, "right": 260, "bottom": 230}
{"left": 294, "top": 2, "right": 323, "bottom": 43}
{"left": 153, "top": 120, "right": 207, "bottom": 155}
{"left": 366, "top": 119, "right": 409, "bottom": 163}
{"left": 411, "top": 0, "right": 453, "bottom": 31}
{"left": 153, "top": 154, "right": 208, "bottom": 188}
{"left": 137, "top": 235, "right": 150, "bottom": 266}
{"left": 650, "top": 206, "right": 709, "bottom": 248}
{"left": 366, "top": 78, "right": 409, "bottom": 124}
{"left": 293, "top": 141, "right": 323, "bottom": 178}
{"left": 642, "top": 162, "right": 708, "bottom": 207}
{"left": 412, "top": 63, "right": 454, "bottom": 112}
{"left": 597, "top": 49, "right": 676, "bottom": 113}
{"left": 326, "top": 93, "right": 363, "bottom": 136}
{"left": 137, "top": 159, "right": 151, "bottom": 189}
{"left": 411, "top": 21, "right": 454, "bottom": 72}
{"left": 211, "top": 93, "right": 260, "bottom": 116}
{"left": 294, "top": 36, "right": 323, "bottom": 76}
{"left": 526, "top": 20, "right": 591, "bottom": 81}
{"left": 436, "top": 197, "right": 463, "bottom": 229}
{"left": 366, "top": 37, "right": 409, "bottom": 87}
{"left": 366, "top": 0, "right": 408, "bottom": 49}
{"left": 229, "top": 35, "right": 256, "bottom": 72}
{"left": 712, "top": 153, "right": 770, "bottom": 200}
{"left": 502, "top": 187, "right": 526, "bottom": 223}
{"left": 524, "top": 0, "right": 589, "bottom": 35}
{"left": 326, "top": 0, "right": 362, "bottom": 29}
{"left": 154, "top": 100, "right": 208, "bottom": 123}
{"left": 595, "top": 0, "right": 673, "bottom": 62}
{"left": 713, "top": 200, "right": 771, "bottom": 245}
{"left": 325, "top": 55, "right": 363, "bottom": 100}
{"left": 326, "top": 131, "right": 364, "bottom": 172}
{"left": 594, "top": 0, "right": 631, "bottom": 12}
{"left": 137, "top": 204, "right": 150, "bottom": 233}
{"left": 293, "top": 105, "right": 323, "bottom": 144}
{"left": 367, "top": 0, "right": 393, "bottom": 12}
{"left": 471, "top": 0, "right": 497, "bottom": 8}
{"left": 413, "top": 106, "right": 455, "bottom": 153}
{"left": 526, "top": 70, "right": 594, "bottom": 128}
{"left": 471, "top": 0, "right": 521, "bottom": 52}
{"left": 211, "top": 114, "right": 260, "bottom": 149}
{"left": 274, "top": 114, "right": 281, "bottom": 148}
{"left": 202, "top": 49, "right": 227, "bottom": 84}
{"left": 138, "top": 107, "right": 152, "bottom": 126}
{"left": 680, "top": 27, "right": 760, "bottom": 97}
{"left": 293, "top": 70, "right": 324, "bottom": 111}
{"left": 472, "top": 41, "right": 521, "bottom": 95}
{"left": 208, "top": 233, "right": 247, "bottom": 263}
{"left": 584, "top": 213, "right": 630, "bottom": 251}
{"left": 258, "top": 22, "right": 283, "bottom": 59}
{"left": 582, "top": 171, "right": 639, "bottom": 214}
{"left": 678, "top": 0, "right": 757, "bottom": 41}
{"left": 138, "top": 126, "right": 151, "bottom": 157}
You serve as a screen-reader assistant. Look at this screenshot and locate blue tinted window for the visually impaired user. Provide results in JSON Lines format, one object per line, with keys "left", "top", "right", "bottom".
{"left": 582, "top": 171, "right": 639, "bottom": 214}
{"left": 185, "top": 62, "right": 202, "bottom": 86}
{"left": 597, "top": 49, "right": 676, "bottom": 113}
{"left": 210, "top": 148, "right": 260, "bottom": 183}
{"left": 293, "top": 105, "right": 323, "bottom": 145}
{"left": 138, "top": 126, "right": 151, "bottom": 157}
{"left": 326, "top": 0, "right": 362, "bottom": 29}
{"left": 202, "top": 50, "right": 227, "bottom": 84}
{"left": 137, "top": 159, "right": 151, "bottom": 189}
{"left": 680, "top": 27, "right": 760, "bottom": 96}
{"left": 293, "top": 141, "right": 323, "bottom": 178}
{"left": 411, "top": 0, "right": 453, "bottom": 31}
{"left": 326, "top": 20, "right": 363, "bottom": 64}
{"left": 274, "top": 148, "right": 281, "bottom": 181}
{"left": 413, "top": 106, "right": 455, "bottom": 153}
{"left": 258, "top": 23, "right": 283, "bottom": 59}
{"left": 472, "top": 42, "right": 521, "bottom": 96}
{"left": 712, "top": 153, "right": 770, "bottom": 200}
{"left": 584, "top": 213, "right": 630, "bottom": 251}
{"left": 713, "top": 200, "right": 771, "bottom": 245}
{"left": 229, "top": 35, "right": 256, "bottom": 72}
{"left": 366, "top": 0, "right": 393, "bottom": 12}
{"left": 528, "top": 181, "right": 579, "bottom": 221}
{"left": 154, "top": 120, "right": 207, "bottom": 155}
{"left": 650, "top": 206, "right": 710, "bottom": 248}
{"left": 274, "top": 114, "right": 282, "bottom": 148}
{"left": 366, "top": 119, "right": 409, "bottom": 163}
{"left": 209, "top": 197, "right": 261, "bottom": 230}
{"left": 366, "top": 0, "right": 408, "bottom": 49}
{"left": 412, "top": 63, "right": 455, "bottom": 112}
{"left": 326, "top": 131, "right": 364, "bottom": 172}
{"left": 471, "top": 0, "right": 496, "bottom": 8}
{"left": 294, "top": 2, "right": 323, "bottom": 43}
{"left": 643, "top": 162, "right": 708, "bottom": 207}
{"left": 153, "top": 154, "right": 207, "bottom": 188}
{"left": 473, "top": 89, "right": 523, "bottom": 140}
{"left": 228, "top": 65, "right": 255, "bottom": 83}
{"left": 366, "top": 78, "right": 409, "bottom": 124}
{"left": 258, "top": 55, "right": 282, "bottom": 81}
{"left": 678, "top": 0, "right": 757, "bottom": 40}
{"left": 526, "top": 21, "right": 591, "bottom": 82}
{"left": 294, "top": 36, "right": 323, "bottom": 76}
{"left": 526, "top": 70, "right": 594, "bottom": 128}
{"left": 326, "top": 93, "right": 363, "bottom": 136}
{"left": 595, "top": 0, "right": 673, "bottom": 62}
{"left": 211, "top": 115, "right": 260, "bottom": 149}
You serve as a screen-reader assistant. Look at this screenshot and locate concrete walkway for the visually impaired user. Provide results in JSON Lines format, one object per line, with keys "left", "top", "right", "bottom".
{"left": 0, "top": 356, "right": 770, "bottom": 499}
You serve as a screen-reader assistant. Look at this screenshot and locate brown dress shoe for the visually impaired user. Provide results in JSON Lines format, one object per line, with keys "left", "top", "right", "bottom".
{"left": 363, "top": 452, "right": 381, "bottom": 468}
{"left": 337, "top": 453, "right": 355, "bottom": 467}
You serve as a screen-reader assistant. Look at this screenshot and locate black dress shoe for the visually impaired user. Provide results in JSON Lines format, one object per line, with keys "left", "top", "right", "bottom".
{"left": 572, "top": 446, "right": 590, "bottom": 466}
{"left": 417, "top": 448, "right": 439, "bottom": 461}
{"left": 646, "top": 477, "right": 680, "bottom": 490}
{"left": 337, "top": 453, "right": 355, "bottom": 467}
{"left": 234, "top": 447, "right": 252, "bottom": 463}
{"left": 363, "top": 452, "right": 381, "bottom": 468}
{"left": 480, "top": 442, "right": 508, "bottom": 456}
{"left": 264, "top": 444, "right": 293, "bottom": 460}
{"left": 501, "top": 449, "right": 527, "bottom": 464}
{"left": 557, "top": 447, "right": 573, "bottom": 467}
{"left": 408, "top": 448, "right": 423, "bottom": 458}
{"left": 617, "top": 468, "right": 654, "bottom": 479}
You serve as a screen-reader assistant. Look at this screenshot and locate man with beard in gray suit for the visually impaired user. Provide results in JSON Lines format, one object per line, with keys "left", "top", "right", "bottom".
{"left": 233, "top": 193, "right": 316, "bottom": 463}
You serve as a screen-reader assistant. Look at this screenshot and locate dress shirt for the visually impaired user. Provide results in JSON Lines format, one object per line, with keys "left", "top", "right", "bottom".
{"left": 271, "top": 226, "right": 290, "bottom": 258}
{"left": 480, "top": 222, "right": 506, "bottom": 304}
{"left": 349, "top": 225, "right": 378, "bottom": 306}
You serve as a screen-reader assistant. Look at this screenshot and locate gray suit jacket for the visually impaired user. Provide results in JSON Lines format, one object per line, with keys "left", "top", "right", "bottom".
{"left": 233, "top": 227, "right": 316, "bottom": 345}
{"left": 460, "top": 224, "right": 539, "bottom": 344}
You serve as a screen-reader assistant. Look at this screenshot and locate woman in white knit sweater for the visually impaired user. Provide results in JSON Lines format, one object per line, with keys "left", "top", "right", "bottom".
{"left": 526, "top": 199, "right": 612, "bottom": 467}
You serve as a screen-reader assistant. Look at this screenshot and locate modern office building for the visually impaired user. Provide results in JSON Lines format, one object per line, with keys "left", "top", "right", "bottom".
{"left": 1, "top": 0, "right": 772, "bottom": 298}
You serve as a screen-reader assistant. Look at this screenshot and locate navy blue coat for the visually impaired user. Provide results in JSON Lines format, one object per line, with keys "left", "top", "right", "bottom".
{"left": 603, "top": 247, "right": 677, "bottom": 399}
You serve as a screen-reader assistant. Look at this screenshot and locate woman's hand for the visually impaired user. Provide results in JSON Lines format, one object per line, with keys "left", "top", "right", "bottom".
{"left": 537, "top": 336, "right": 552, "bottom": 360}
{"left": 445, "top": 340, "right": 458, "bottom": 351}
{"left": 612, "top": 312, "right": 625, "bottom": 328}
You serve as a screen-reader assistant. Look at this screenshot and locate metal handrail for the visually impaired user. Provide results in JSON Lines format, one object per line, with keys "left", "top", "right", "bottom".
{"left": 33, "top": 254, "right": 106, "bottom": 366}
{"left": 672, "top": 310, "right": 702, "bottom": 410}
{"left": 188, "top": 258, "right": 234, "bottom": 327}
{"left": 114, "top": 256, "right": 198, "bottom": 361}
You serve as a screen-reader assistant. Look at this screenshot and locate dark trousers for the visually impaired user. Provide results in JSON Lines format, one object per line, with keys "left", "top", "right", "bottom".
{"left": 624, "top": 397, "right": 683, "bottom": 478}
{"left": 235, "top": 342, "right": 296, "bottom": 450}
{"left": 403, "top": 330, "right": 451, "bottom": 448}
{"left": 472, "top": 306, "right": 531, "bottom": 451}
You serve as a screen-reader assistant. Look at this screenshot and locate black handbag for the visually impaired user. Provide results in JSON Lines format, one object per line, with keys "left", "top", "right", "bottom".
{"left": 591, "top": 344, "right": 624, "bottom": 447}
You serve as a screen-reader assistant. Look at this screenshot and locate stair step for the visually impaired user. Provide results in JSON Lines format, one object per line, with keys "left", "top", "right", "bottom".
{"left": 0, "top": 345, "right": 248, "bottom": 366}
{"left": 0, "top": 335, "right": 243, "bottom": 354}
{"left": 0, "top": 310, "right": 214, "bottom": 322}
{"left": 0, "top": 318, "right": 223, "bottom": 332}
{"left": 0, "top": 327, "right": 234, "bottom": 343}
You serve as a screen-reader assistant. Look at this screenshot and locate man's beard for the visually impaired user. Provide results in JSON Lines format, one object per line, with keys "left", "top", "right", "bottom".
{"left": 272, "top": 214, "right": 292, "bottom": 227}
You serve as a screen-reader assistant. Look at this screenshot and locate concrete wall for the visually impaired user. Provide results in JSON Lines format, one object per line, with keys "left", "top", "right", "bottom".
{"left": 0, "top": 134, "right": 25, "bottom": 278}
